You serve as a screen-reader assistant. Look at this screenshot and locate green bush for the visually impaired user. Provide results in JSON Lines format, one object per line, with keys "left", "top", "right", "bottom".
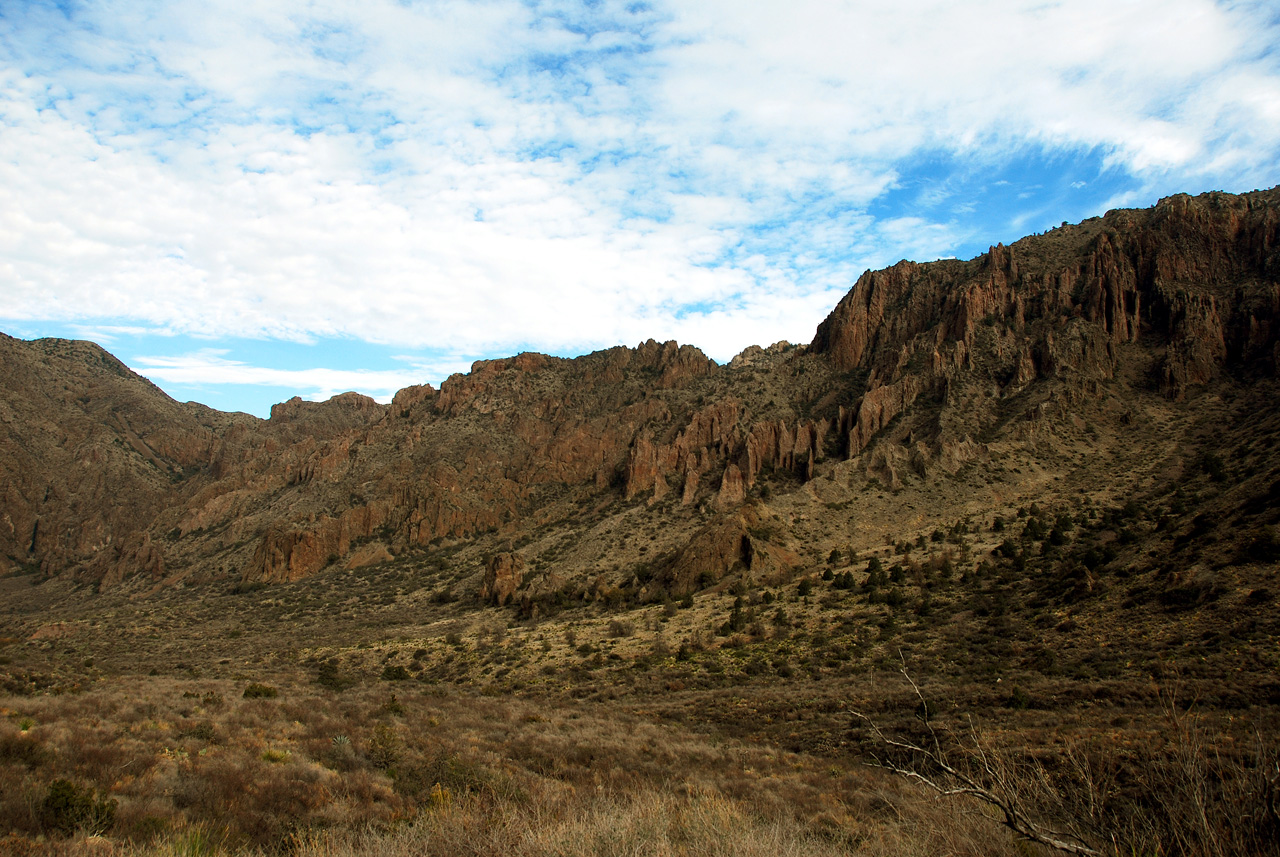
{"left": 242, "top": 682, "right": 279, "bottom": 699}
{"left": 40, "top": 779, "right": 116, "bottom": 835}
{"left": 381, "top": 664, "right": 411, "bottom": 681}
{"left": 367, "top": 723, "right": 401, "bottom": 769}
{"left": 316, "top": 660, "right": 353, "bottom": 691}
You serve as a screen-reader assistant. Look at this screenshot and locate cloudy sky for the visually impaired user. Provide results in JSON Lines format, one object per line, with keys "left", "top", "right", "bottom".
{"left": 2, "top": 0, "right": 1278, "bottom": 417}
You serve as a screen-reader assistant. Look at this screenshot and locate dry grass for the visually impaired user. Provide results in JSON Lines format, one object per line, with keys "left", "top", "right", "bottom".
{"left": 3, "top": 665, "right": 1276, "bottom": 857}
{"left": 0, "top": 674, "right": 1050, "bottom": 857}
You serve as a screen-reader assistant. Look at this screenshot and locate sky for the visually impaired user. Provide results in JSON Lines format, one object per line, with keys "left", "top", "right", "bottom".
{"left": 2, "top": 1, "right": 1278, "bottom": 418}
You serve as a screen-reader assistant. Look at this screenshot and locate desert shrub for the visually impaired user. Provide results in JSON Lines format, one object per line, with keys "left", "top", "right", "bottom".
{"left": 859, "top": 671, "right": 1280, "bottom": 857}
{"left": 393, "top": 750, "right": 498, "bottom": 805}
{"left": 1245, "top": 588, "right": 1273, "bottom": 605}
{"left": 178, "top": 720, "right": 217, "bottom": 742}
{"left": 606, "top": 619, "right": 635, "bottom": 638}
{"left": 243, "top": 682, "right": 279, "bottom": 699}
{"left": 381, "top": 665, "right": 411, "bottom": 681}
{"left": 317, "top": 659, "right": 354, "bottom": 691}
{"left": 0, "top": 730, "right": 48, "bottom": 769}
{"left": 1240, "top": 526, "right": 1280, "bottom": 563}
{"left": 1201, "top": 451, "right": 1227, "bottom": 481}
{"left": 237, "top": 763, "right": 334, "bottom": 847}
{"left": 1023, "top": 517, "right": 1048, "bottom": 541}
{"left": 1004, "top": 686, "right": 1032, "bottom": 709}
{"left": 367, "top": 723, "right": 401, "bottom": 769}
{"left": 40, "top": 778, "right": 116, "bottom": 835}
{"left": 1158, "top": 578, "right": 1223, "bottom": 610}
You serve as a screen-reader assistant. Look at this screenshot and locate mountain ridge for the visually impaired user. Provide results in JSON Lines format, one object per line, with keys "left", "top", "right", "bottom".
{"left": 2, "top": 187, "right": 1278, "bottom": 602}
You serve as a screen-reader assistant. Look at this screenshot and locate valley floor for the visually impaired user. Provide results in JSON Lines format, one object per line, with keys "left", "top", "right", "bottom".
{"left": 3, "top": 533, "right": 1278, "bottom": 857}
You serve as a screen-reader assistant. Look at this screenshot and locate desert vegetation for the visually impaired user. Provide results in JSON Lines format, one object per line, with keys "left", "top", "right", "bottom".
{"left": 3, "top": 507, "right": 1278, "bottom": 857}
{"left": 1, "top": 669, "right": 1276, "bottom": 857}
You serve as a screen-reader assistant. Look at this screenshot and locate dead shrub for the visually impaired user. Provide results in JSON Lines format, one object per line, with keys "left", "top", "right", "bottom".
{"left": 856, "top": 671, "right": 1280, "bottom": 857}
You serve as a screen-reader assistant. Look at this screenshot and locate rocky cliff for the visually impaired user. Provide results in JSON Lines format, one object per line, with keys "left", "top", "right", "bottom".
{"left": 2, "top": 188, "right": 1277, "bottom": 597}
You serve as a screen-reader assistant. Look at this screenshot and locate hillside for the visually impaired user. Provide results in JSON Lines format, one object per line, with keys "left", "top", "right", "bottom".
{"left": 2, "top": 187, "right": 1279, "bottom": 856}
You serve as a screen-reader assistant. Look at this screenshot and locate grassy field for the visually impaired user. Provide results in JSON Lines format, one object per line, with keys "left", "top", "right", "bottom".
{"left": 3, "top": 513, "right": 1278, "bottom": 857}
{"left": 7, "top": 668, "right": 1274, "bottom": 857}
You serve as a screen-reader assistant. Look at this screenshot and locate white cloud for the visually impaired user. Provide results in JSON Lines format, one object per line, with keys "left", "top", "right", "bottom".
{"left": 657, "top": 0, "right": 1280, "bottom": 174}
{"left": 0, "top": 0, "right": 1277, "bottom": 380}
{"left": 131, "top": 350, "right": 447, "bottom": 403}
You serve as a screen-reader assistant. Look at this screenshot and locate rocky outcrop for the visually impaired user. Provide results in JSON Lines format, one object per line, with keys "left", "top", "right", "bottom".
{"left": 622, "top": 398, "right": 835, "bottom": 507}
{"left": 480, "top": 552, "right": 526, "bottom": 606}
{"left": 88, "top": 534, "right": 166, "bottom": 590}
{"left": 244, "top": 501, "right": 395, "bottom": 585}
{"left": 623, "top": 400, "right": 740, "bottom": 502}
{"left": 809, "top": 188, "right": 1280, "bottom": 463}
{"left": 716, "top": 464, "right": 746, "bottom": 510}
{"left": 269, "top": 392, "right": 385, "bottom": 437}
{"left": 652, "top": 507, "right": 802, "bottom": 597}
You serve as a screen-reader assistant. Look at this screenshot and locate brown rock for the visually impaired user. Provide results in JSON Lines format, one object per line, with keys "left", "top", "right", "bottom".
{"left": 657, "top": 508, "right": 801, "bottom": 596}
{"left": 717, "top": 464, "right": 746, "bottom": 509}
{"left": 345, "top": 542, "right": 394, "bottom": 570}
{"left": 481, "top": 552, "right": 526, "bottom": 606}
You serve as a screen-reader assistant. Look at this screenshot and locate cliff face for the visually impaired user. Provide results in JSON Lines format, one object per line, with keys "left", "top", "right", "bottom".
{"left": 808, "top": 190, "right": 1280, "bottom": 460}
{"left": 2, "top": 188, "right": 1278, "bottom": 593}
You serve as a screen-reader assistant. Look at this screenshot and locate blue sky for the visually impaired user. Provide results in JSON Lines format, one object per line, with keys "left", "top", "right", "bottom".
{"left": 2, "top": 0, "right": 1278, "bottom": 418}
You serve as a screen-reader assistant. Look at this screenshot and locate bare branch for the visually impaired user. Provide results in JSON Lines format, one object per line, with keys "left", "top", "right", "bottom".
{"left": 851, "top": 670, "right": 1101, "bottom": 857}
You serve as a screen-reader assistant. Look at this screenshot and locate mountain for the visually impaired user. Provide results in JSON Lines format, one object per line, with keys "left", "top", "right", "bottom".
{"left": 3, "top": 188, "right": 1278, "bottom": 603}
